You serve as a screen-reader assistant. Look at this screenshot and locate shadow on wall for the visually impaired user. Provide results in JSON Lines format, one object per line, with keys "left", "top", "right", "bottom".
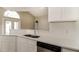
{"left": 18, "top": 12, "right": 35, "bottom": 29}
{"left": 0, "top": 8, "right": 6, "bottom": 34}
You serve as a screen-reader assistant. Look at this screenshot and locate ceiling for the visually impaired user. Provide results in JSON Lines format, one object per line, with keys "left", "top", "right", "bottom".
{"left": 3, "top": 7, "right": 48, "bottom": 17}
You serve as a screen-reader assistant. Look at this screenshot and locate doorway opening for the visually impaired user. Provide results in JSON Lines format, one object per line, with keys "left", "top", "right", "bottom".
{"left": 3, "top": 10, "right": 20, "bottom": 35}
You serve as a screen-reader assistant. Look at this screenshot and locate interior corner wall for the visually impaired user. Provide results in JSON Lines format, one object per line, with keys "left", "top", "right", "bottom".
{"left": 18, "top": 12, "right": 35, "bottom": 29}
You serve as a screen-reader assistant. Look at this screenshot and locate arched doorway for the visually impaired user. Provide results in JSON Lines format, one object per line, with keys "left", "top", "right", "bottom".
{"left": 3, "top": 10, "right": 21, "bottom": 35}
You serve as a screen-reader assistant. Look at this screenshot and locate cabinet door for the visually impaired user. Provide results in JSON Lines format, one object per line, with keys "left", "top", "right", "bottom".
{"left": 17, "top": 37, "right": 37, "bottom": 52}
{"left": 0, "top": 36, "right": 16, "bottom": 52}
{"left": 62, "top": 7, "right": 79, "bottom": 21}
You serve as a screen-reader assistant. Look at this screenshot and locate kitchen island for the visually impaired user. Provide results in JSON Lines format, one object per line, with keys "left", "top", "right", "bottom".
{"left": 1, "top": 28, "right": 79, "bottom": 52}
{"left": 10, "top": 29, "right": 79, "bottom": 52}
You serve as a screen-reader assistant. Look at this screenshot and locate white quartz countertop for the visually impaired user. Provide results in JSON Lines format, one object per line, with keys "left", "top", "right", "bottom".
{"left": 13, "top": 32, "right": 79, "bottom": 51}
{"left": 9, "top": 29, "right": 79, "bottom": 51}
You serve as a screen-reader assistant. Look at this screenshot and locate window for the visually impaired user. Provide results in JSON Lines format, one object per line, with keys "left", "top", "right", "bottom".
{"left": 4, "top": 10, "right": 20, "bottom": 19}
{"left": 3, "top": 10, "right": 20, "bottom": 35}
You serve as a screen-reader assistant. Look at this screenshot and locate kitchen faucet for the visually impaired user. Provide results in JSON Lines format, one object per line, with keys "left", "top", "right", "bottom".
{"left": 34, "top": 20, "right": 39, "bottom": 35}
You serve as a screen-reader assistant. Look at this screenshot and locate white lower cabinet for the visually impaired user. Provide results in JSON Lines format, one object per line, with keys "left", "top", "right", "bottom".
{"left": 0, "top": 36, "right": 16, "bottom": 52}
{"left": 17, "top": 37, "right": 37, "bottom": 52}
{"left": 0, "top": 36, "right": 37, "bottom": 52}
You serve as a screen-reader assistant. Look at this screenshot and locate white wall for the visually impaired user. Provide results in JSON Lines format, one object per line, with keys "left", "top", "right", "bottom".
{"left": 38, "top": 15, "right": 49, "bottom": 31}
{"left": 18, "top": 12, "right": 35, "bottom": 29}
{"left": 0, "top": 8, "right": 5, "bottom": 34}
{"left": 48, "top": 21, "right": 79, "bottom": 50}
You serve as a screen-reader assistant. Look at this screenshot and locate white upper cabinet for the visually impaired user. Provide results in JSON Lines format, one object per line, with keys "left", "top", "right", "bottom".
{"left": 48, "top": 7, "right": 79, "bottom": 22}
{"left": 48, "top": 7, "right": 62, "bottom": 22}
